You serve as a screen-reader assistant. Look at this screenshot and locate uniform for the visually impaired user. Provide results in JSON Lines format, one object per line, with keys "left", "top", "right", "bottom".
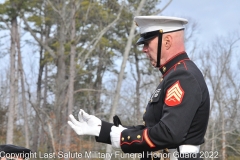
{"left": 68, "top": 16, "right": 210, "bottom": 160}
{"left": 96, "top": 52, "right": 210, "bottom": 160}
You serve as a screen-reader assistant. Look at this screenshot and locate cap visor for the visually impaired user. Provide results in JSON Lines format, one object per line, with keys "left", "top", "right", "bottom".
{"left": 136, "top": 35, "right": 157, "bottom": 45}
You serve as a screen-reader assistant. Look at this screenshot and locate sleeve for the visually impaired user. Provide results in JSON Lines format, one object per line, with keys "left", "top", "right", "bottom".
{"left": 120, "top": 69, "right": 202, "bottom": 153}
{"left": 95, "top": 121, "right": 145, "bottom": 144}
{"left": 95, "top": 120, "right": 114, "bottom": 144}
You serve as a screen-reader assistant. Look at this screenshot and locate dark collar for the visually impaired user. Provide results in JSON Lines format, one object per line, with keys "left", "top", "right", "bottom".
{"left": 159, "top": 52, "right": 189, "bottom": 76}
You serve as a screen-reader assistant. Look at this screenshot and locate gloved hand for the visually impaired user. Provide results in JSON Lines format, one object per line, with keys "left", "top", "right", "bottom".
{"left": 110, "top": 125, "right": 127, "bottom": 149}
{"left": 68, "top": 109, "right": 102, "bottom": 136}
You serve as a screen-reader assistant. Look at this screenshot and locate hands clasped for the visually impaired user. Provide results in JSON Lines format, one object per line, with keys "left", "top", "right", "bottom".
{"left": 68, "top": 109, "right": 101, "bottom": 136}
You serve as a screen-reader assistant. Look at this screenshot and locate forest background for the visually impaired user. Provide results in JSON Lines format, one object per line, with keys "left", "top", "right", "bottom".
{"left": 0, "top": 0, "right": 239, "bottom": 160}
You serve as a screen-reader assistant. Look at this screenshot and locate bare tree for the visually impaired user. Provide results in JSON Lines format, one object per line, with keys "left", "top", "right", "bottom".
{"left": 64, "top": 0, "right": 79, "bottom": 156}
{"left": 6, "top": 2, "right": 18, "bottom": 144}
{"left": 16, "top": 23, "right": 30, "bottom": 148}
{"left": 198, "top": 34, "right": 240, "bottom": 160}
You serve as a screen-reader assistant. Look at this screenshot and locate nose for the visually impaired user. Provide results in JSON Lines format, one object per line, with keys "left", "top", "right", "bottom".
{"left": 142, "top": 44, "right": 148, "bottom": 53}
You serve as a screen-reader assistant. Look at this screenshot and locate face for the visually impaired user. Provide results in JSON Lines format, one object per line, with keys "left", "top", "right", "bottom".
{"left": 142, "top": 36, "right": 159, "bottom": 67}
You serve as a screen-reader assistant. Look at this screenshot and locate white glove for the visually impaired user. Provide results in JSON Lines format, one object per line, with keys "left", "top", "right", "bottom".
{"left": 68, "top": 109, "right": 102, "bottom": 136}
{"left": 110, "top": 125, "right": 127, "bottom": 149}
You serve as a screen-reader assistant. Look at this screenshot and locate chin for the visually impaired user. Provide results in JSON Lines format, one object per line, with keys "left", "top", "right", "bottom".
{"left": 151, "top": 61, "right": 156, "bottom": 66}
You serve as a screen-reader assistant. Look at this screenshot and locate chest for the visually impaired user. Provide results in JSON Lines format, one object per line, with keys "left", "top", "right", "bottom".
{"left": 143, "top": 81, "right": 165, "bottom": 127}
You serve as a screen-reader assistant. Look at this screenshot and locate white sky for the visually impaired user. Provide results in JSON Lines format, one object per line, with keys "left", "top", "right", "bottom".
{"left": 161, "top": 0, "right": 240, "bottom": 44}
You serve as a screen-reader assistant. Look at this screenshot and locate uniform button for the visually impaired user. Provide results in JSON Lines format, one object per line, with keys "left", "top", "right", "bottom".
{"left": 144, "top": 109, "right": 146, "bottom": 113}
{"left": 143, "top": 121, "right": 145, "bottom": 126}
{"left": 122, "top": 137, "right": 124, "bottom": 141}
{"left": 160, "top": 77, "right": 163, "bottom": 82}
{"left": 137, "top": 135, "right": 141, "bottom": 139}
{"left": 162, "top": 66, "right": 166, "bottom": 72}
{"left": 178, "top": 62, "right": 181, "bottom": 64}
{"left": 127, "top": 136, "right": 130, "bottom": 140}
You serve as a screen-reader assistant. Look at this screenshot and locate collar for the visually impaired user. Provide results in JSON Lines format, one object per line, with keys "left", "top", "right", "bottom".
{"left": 159, "top": 52, "right": 189, "bottom": 76}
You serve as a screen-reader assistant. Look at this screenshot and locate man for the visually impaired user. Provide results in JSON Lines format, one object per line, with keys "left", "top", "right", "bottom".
{"left": 68, "top": 16, "right": 210, "bottom": 160}
{"left": 0, "top": 144, "right": 31, "bottom": 160}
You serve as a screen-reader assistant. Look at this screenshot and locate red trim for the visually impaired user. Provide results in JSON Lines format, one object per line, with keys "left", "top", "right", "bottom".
{"left": 120, "top": 129, "right": 156, "bottom": 148}
{"left": 159, "top": 51, "right": 185, "bottom": 69}
{"left": 120, "top": 139, "right": 142, "bottom": 145}
{"left": 163, "top": 59, "right": 190, "bottom": 77}
{"left": 182, "top": 61, "right": 188, "bottom": 70}
{"left": 120, "top": 135, "right": 143, "bottom": 146}
{"left": 143, "top": 129, "right": 156, "bottom": 148}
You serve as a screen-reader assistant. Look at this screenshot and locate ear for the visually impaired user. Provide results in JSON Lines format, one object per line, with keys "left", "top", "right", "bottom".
{"left": 164, "top": 35, "right": 172, "bottom": 50}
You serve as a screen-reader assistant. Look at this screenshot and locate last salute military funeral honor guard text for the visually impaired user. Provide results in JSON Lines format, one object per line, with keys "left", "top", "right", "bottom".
{"left": 68, "top": 16, "right": 210, "bottom": 160}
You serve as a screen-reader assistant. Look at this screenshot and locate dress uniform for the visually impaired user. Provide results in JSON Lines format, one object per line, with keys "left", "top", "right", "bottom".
{"left": 68, "top": 16, "right": 210, "bottom": 160}
{"left": 95, "top": 16, "right": 210, "bottom": 160}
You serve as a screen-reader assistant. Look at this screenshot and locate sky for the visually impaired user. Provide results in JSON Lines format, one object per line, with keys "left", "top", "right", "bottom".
{"left": 160, "top": 0, "right": 240, "bottom": 44}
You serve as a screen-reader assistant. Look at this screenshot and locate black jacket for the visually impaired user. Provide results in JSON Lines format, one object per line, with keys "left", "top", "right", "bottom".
{"left": 96, "top": 52, "right": 210, "bottom": 160}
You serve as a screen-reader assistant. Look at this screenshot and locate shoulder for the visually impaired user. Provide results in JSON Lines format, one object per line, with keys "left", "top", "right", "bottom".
{"left": 165, "top": 60, "right": 203, "bottom": 84}
{"left": 163, "top": 61, "right": 202, "bottom": 94}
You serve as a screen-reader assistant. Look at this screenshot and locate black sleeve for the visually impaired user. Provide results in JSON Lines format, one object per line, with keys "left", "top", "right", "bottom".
{"left": 95, "top": 120, "right": 114, "bottom": 144}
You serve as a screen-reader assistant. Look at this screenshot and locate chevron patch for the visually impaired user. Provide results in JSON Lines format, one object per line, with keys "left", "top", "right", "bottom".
{"left": 165, "top": 81, "right": 184, "bottom": 106}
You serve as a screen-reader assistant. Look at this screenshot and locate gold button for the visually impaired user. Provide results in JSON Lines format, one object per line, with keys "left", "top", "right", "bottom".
{"left": 127, "top": 136, "right": 130, "bottom": 140}
{"left": 162, "top": 66, "right": 166, "bottom": 72}
{"left": 160, "top": 77, "right": 163, "bottom": 82}
{"left": 159, "top": 29, "right": 163, "bottom": 33}
{"left": 137, "top": 135, "right": 141, "bottom": 139}
{"left": 143, "top": 121, "right": 145, "bottom": 126}
{"left": 122, "top": 137, "right": 124, "bottom": 141}
{"left": 178, "top": 62, "right": 181, "bottom": 64}
{"left": 144, "top": 109, "right": 146, "bottom": 113}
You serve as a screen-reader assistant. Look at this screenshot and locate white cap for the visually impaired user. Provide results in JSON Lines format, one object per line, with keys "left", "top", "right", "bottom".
{"left": 134, "top": 16, "right": 188, "bottom": 34}
{"left": 134, "top": 16, "right": 188, "bottom": 45}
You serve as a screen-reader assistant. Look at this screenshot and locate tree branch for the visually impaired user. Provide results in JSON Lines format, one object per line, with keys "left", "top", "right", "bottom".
{"left": 77, "top": 3, "right": 124, "bottom": 65}
{"left": 152, "top": 0, "right": 172, "bottom": 15}
{"left": 21, "top": 16, "right": 56, "bottom": 59}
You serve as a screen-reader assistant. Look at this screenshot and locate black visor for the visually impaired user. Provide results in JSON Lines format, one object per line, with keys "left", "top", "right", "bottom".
{"left": 136, "top": 30, "right": 159, "bottom": 45}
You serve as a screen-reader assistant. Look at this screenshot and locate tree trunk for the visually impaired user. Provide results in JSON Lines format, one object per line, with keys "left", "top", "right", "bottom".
{"left": 16, "top": 23, "right": 30, "bottom": 148}
{"left": 64, "top": 1, "right": 77, "bottom": 156}
{"left": 6, "top": 16, "right": 17, "bottom": 144}
{"left": 134, "top": 51, "right": 142, "bottom": 124}
{"left": 220, "top": 101, "right": 226, "bottom": 160}
{"left": 54, "top": 6, "right": 67, "bottom": 151}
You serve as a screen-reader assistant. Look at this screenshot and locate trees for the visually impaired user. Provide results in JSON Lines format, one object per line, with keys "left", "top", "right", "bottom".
{"left": 198, "top": 35, "right": 240, "bottom": 160}
{"left": 0, "top": 0, "right": 239, "bottom": 159}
